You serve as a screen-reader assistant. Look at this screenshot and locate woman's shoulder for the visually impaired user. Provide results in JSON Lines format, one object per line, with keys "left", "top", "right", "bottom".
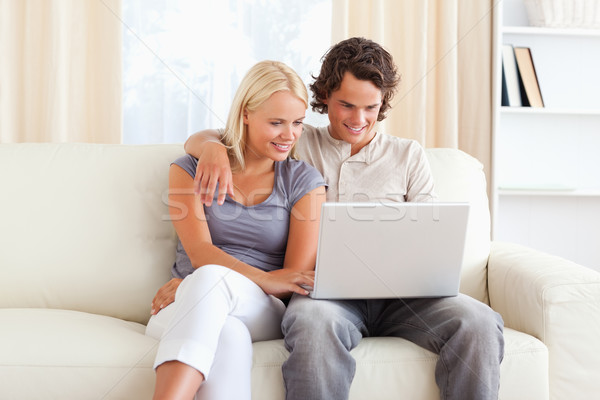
{"left": 277, "top": 157, "right": 323, "bottom": 180}
{"left": 275, "top": 158, "right": 326, "bottom": 204}
{"left": 171, "top": 154, "right": 198, "bottom": 178}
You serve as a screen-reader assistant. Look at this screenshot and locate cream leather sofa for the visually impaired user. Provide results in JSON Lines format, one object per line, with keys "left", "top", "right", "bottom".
{"left": 1, "top": 143, "right": 599, "bottom": 400}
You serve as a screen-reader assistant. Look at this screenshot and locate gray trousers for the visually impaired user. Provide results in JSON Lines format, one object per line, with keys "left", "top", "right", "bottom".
{"left": 281, "top": 293, "right": 504, "bottom": 400}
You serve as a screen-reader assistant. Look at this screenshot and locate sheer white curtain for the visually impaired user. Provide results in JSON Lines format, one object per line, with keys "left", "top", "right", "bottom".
{"left": 122, "top": 0, "right": 332, "bottom": 144}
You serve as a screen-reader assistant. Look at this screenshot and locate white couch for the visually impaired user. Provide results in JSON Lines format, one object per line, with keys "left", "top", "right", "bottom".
{"left": 1, "top": 143, "right": 599, "bottom": 400}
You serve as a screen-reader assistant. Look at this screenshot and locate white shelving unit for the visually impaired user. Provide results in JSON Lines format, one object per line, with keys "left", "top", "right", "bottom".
{"left": 492, "top": 0, "right": 600, "bottom": 271}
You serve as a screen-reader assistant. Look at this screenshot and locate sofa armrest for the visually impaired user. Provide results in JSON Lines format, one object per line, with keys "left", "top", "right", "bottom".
{"left": 488, "top": 241, "right": 600, "bottom": 400}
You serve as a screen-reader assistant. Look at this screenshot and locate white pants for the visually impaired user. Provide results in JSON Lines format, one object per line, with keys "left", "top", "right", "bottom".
{"left": 146, "top": 264, "right": 286, "bottom": 400}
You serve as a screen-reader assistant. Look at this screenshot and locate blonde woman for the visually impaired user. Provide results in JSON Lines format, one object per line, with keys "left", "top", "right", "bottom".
{"left": 146, "top": 60, "right": 327, "bottom": 399}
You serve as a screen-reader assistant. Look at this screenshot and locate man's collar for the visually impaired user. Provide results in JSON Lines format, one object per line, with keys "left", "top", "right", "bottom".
{"left": 323, "top": 126, "right": 377, "bottom": 164}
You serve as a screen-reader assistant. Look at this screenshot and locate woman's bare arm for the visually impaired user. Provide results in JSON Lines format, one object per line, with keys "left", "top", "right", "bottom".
{"left": 268, "top": 185, "right": 327, "bottom": 298}
{"left": 152, "top": 164, "right": 257, "bottom": 314}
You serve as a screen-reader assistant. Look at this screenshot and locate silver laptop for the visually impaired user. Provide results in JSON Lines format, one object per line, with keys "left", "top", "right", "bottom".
{"left": 309, "top": 202, "right": 470, "bottom": 299}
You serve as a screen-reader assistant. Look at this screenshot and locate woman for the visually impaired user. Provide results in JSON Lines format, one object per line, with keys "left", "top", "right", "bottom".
{"left": 146, "top": 60, "right": 327, "bottom": 399}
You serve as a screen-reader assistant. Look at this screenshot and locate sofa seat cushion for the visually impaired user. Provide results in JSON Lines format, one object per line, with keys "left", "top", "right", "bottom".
{"left": 0, "top": 308, "right": 157, "bottom": 399}
{"left": 251, "top": 328, "right": 549, "bottom": 400}
{"left": 0, "top": 310, "right": 549, "bottom": 400}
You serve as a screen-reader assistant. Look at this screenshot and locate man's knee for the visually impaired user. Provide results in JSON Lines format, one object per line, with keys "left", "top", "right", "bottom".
{"left": 284, "top": 296, "right": 343, "bottom": 332}
{"left": 456, "top": 299, "right": 504, "bottom": 348}
{"left": 282, "top": 297, "right": 362, "bottom": 352}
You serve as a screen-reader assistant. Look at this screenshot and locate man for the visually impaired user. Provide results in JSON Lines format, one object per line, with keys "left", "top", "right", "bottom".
{"left": 181, "top": 37, "right": 505, "bottom": 400}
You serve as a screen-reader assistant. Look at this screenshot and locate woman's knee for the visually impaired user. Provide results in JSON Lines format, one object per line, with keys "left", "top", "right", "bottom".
{"left": 191, "top": 264, "right": 229, "bottom": 279}
{"left": 184, "top": 264, "right": 230, "bottom": 288}
{"left": 174, "top": 264, "right": 233, "bottom": 306}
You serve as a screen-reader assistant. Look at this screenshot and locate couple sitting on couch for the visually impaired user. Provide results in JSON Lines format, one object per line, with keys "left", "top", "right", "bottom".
{"left": 145, "top": 37, "right": 505, "bottom": 400}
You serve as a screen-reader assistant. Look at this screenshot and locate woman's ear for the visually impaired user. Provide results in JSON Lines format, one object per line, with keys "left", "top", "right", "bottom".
{"left": 243, "top": 108, "right": 249, "bottom": 124}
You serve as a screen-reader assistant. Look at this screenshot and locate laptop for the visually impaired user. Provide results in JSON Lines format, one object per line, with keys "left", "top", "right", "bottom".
{"left": 308, "top": 202, "right": 470, "bottom": 299}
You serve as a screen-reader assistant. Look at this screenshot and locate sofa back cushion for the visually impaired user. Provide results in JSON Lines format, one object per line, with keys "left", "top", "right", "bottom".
{"left": 426, "top": 148, "right": 491, "bottom": 303}
{"left": 0, "top": 143, "right": 184, "bottom": 324}
{"left": 0, "top": 144, "right": 491, "bottom": 324}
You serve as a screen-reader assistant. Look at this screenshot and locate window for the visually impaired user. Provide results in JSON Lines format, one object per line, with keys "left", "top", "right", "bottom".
{"left": 122, "top": 0, "right": 332, "bottom": 144}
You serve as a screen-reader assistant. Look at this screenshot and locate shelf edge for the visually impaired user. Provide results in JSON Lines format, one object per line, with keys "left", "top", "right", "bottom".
{"left": 497, "top": 188, "right": 600, "bottom": 197}
{"left": 500, "top": 107, "right": 600, "bottom": 116}
{"left": 503, "top": 26, "right": 600, "bottom": 37}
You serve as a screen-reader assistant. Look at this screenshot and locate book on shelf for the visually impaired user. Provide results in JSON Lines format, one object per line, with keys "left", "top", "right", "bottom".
{"left": 501, "top": 44, "right": 523, "bottom": 107}
{"left": 514, "top": 47, "right": 544, "bottom": 107}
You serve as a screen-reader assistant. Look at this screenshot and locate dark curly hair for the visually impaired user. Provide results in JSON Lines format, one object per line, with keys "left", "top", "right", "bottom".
{"left": 310, "top": 37, "right": 400, "bottom": 122}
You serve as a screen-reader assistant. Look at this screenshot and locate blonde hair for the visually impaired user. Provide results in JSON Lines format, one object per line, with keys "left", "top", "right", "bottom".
{"left": 222, "top": 60, "right": 308, "bottom": 171}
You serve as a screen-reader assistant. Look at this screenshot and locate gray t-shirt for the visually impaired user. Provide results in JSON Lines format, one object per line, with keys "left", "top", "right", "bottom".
{"left": 171, "top": 155, "right": 326, "bottom": 278}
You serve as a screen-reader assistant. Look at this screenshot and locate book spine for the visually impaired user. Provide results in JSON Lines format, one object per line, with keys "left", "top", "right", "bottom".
{"left": 514, "top": 47, "right": 545, "bottom": 108}
{"left": 501, "top": 44, "right": 523, "bottom": 107}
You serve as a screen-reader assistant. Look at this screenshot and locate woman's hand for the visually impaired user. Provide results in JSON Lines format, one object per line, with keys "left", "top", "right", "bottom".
{"left": 258, "top": 269, "right": 315, "bottom": 299}
{"left": 151, "top": 278, "right": 182, "bottom": 315}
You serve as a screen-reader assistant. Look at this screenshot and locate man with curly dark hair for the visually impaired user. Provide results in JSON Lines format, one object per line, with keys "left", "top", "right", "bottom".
{"left": 183, "top": 37, "right": 505, "bottom": 400}
{"left": 309, "top": 37, "right": 399, "bottom": 122}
